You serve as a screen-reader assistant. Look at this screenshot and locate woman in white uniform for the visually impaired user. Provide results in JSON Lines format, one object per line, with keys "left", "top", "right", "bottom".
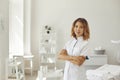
{"left": 58, "top": 18, "right": 90, "bottom": 80}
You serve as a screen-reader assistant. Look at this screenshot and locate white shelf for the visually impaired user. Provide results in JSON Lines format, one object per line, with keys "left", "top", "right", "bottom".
{"left": 8, "top": 61, "right": 21, "bottom": 66}
{"left": 39, "top": 26, "right": 57, "bottom": 71}
{"left": 40, "top": 53, "right": 56, "bottom": 56}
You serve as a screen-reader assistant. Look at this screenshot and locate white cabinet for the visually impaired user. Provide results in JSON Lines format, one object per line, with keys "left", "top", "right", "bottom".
{"left": 84, "top": 54, "right": 107, "bottom": 66}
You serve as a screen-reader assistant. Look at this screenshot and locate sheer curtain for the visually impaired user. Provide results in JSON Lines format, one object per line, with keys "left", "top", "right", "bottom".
{"left": 9, "top": 0, "right": 24, "bottom": 58}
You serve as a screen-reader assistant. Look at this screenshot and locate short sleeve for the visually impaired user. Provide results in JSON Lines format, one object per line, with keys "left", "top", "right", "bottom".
{"left": 63, "top": 42, "right": 67, "bottom": 50}
{"left": 63, "top": 39, "right": 73, "bottom": 50}
{"left": 80, "top": 42, "right": 89, "bottom": 56}
{"left": 63, "top": 40, "right": 70, "bottom": 50}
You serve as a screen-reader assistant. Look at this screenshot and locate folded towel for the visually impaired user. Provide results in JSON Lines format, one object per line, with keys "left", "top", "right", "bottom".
{"left": 86, "top": 64, "right": 120, "bottom": 80}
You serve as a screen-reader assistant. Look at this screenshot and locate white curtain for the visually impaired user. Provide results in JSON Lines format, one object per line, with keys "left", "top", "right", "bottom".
{"left": 9, "top": 0, "right": 24, "bottom": 57}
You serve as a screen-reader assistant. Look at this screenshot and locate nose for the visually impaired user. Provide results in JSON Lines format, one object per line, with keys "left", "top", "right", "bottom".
{"left": 77, "top": 27, "right": 81, "bottom": 31}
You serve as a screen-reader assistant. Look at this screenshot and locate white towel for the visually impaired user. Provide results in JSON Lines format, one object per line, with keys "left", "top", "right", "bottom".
{"left": 86, "top": 64, "right": 120, "bottom": 80}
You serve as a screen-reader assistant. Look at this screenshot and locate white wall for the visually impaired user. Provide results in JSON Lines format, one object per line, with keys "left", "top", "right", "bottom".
{"left": 31, "top": 0, "right": 120, "bottom": 70}
{"left": 0, "top": 0, "right": 9, "bottom": 79}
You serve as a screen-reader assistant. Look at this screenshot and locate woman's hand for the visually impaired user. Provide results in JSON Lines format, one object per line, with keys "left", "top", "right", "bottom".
{"left": 58, "top": 49, "right": 85, "bottom": 66}
{"left": 58, "top": 49, "right": 72, "bottom": 61}
{"left": 58, "top": 49, "right": 68, "bottom": 59}
{"left": 70, "top": 56, "right": 86, "bottom": 66}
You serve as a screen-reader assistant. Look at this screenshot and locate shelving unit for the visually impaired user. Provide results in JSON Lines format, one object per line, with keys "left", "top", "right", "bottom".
{"left": 39, "top": 25, "right": 57, "bottom": 70}
{"left": 37, "top": 25, "right": 64, "bottom": 80}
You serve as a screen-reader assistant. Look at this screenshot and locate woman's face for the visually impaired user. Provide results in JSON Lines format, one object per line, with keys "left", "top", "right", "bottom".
{"left": 74, "top": 21, "right": 84, "bottom": 37}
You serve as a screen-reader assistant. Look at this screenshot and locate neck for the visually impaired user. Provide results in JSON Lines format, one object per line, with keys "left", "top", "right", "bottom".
{"left": 76, "top": 36, "right": 82, "bottom": 39}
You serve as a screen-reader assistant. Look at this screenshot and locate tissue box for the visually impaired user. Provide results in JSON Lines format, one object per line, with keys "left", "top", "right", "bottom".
{"left": 94, "top": 49, "right": 105, "bottom": 54}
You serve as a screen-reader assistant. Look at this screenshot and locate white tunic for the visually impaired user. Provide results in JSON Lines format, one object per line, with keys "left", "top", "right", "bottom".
{"left": 63, "top": 37, "right": 89, "bottom": 80}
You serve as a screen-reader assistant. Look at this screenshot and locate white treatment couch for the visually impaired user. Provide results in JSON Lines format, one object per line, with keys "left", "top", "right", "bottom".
{"left": 86, "top": 64, "right": 120, "bottom": 80}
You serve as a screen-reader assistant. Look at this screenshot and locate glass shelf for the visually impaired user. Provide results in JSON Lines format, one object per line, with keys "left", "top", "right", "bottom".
{"left": 39, "top": 26, "right": 57, "bottom": 72}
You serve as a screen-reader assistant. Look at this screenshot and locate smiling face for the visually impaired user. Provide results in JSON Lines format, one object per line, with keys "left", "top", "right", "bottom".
{"left": 74, "top": 21, "right": 84, "bottom": 38}
{"left": 71, "top": 18, "right": 90, "bottom": 40}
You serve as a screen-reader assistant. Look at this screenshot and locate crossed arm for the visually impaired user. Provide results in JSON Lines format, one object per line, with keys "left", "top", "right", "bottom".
{"left": 58, "top": 49, "right": 86, "bottom": 66}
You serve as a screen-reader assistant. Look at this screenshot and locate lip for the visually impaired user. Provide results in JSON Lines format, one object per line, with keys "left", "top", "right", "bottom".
{"left": 77, "top": 32, "right": 81, "bottom": 34}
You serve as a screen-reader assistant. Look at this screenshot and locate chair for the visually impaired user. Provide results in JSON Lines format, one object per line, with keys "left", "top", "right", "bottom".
{"left": 6, "top": 56, "right": 25, "bottom": 80}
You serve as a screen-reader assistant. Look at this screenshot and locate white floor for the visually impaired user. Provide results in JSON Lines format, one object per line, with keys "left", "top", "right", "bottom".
{"left": 25, "top": 71, "right": 37, "bottom": 80}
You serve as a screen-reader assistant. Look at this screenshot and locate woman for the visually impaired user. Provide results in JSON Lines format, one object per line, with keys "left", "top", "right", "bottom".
{"left": 58, "top": 18, "right": 90, "bottom": 80}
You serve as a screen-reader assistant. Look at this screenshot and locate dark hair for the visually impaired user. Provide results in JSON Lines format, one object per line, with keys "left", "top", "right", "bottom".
{"left": 71, "top": 18, "right": 90, "bottom": 40}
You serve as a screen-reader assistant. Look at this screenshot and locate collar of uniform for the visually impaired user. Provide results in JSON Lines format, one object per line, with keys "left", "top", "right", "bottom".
{"left": 76, "top": 36, "right": 83, "bottom": 41}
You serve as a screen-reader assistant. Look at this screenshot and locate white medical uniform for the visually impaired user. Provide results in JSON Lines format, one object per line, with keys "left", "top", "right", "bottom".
{"left": 63, "top": 36, "right": 89, "bottom": 80}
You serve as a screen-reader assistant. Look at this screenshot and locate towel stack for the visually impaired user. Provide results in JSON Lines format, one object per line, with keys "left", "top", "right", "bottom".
{"left": 86, "top": 64, "right": 120, "bottom": 80}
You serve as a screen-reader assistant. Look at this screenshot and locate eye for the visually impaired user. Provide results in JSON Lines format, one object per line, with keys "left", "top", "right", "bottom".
{"left": 75, "top": 25, "right": 78, "bottom": 28}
